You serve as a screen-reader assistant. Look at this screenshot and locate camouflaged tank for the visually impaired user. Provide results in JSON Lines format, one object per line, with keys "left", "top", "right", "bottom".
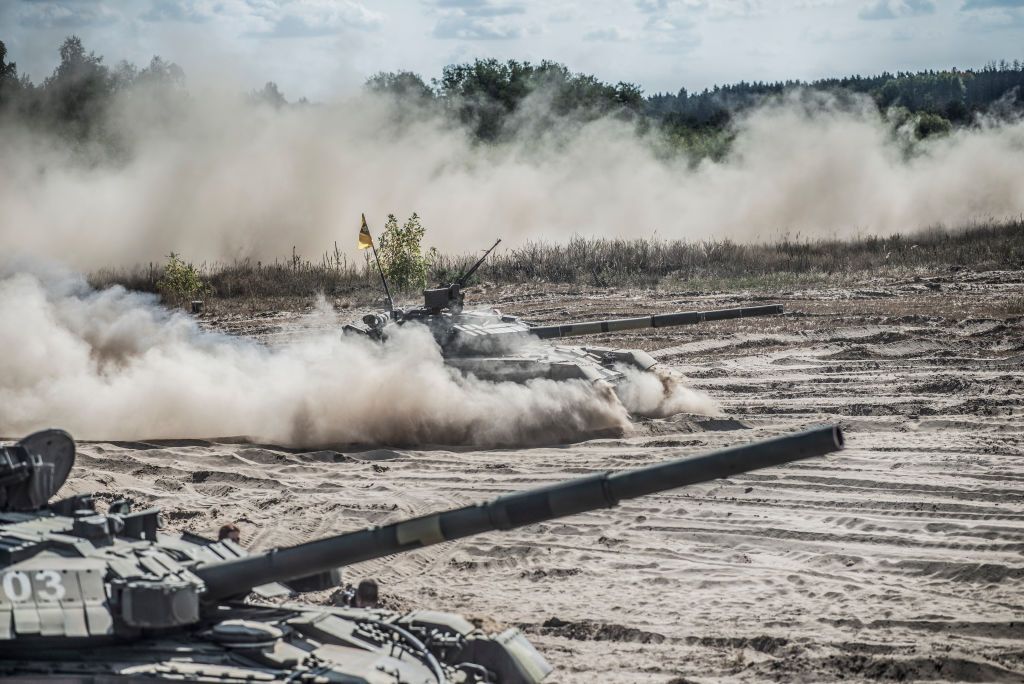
{"left": 0, "top": 425, "right": 844, "bottom": 682}
{"left": 344, "top": 239, "right": 785, "bottom": 392}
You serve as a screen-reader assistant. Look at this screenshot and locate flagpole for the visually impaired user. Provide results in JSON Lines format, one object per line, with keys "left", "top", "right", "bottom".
{"left": 361, "top": 215, "right": 394, "bottom": 313}
{"left": 370, "top": 239, "right": 394, "bottom": 313}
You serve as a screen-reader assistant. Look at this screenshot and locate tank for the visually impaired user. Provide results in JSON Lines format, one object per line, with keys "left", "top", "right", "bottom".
{"left": 344, "top": 239, "right": 784, "bottom": 405}
{"left": 0, "top": 425, "right": 844, "bottom": 682}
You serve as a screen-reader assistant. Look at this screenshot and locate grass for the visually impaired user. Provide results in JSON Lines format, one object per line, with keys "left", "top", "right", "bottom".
{"left": 90, "top": 246, "right": 378, "bottom": 300}
{"left": 89, "top": 219, "right": 1024, "bottom": 302}
{"left": 482, "top": 219, "right": 1024, "bottom": 287}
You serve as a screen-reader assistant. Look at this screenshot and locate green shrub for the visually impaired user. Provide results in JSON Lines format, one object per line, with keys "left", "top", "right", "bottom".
{"left": 156, "top": 252, "right": 210, "bottom": 305}
{"left": 915, "top": 113, "right": 952, "bottom": 139}
{"left": 378, "top": 213, "right": 429, "bottom": 292}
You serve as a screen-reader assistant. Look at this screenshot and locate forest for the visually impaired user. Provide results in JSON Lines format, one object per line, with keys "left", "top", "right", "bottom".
{"left": 2, "top": 35, "right": 1023, "bottom": 156}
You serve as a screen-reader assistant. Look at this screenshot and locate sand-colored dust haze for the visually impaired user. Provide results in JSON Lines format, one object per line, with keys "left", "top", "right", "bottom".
{"left": 1, "top": 84, "right": 1021, "bottom": 445}
{"left": 1, "top": 89, "right": 1023, "bottom": 269}
{"left": 0, "top": 264, "right": 644, "bottom": 446}
{"left": 614, "top": 364, "right": 720, "bottom": 417}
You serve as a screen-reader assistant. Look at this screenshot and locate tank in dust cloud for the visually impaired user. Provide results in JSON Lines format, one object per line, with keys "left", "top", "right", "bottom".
{"left": 344, "top": 239, "right": 784, "bottom": 411}
{"left": 1, "top": 425, "right": 843, "bottom": 682}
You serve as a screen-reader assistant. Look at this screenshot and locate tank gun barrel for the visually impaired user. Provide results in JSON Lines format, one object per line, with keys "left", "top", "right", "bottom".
{"left": 195, "top": 425, "right": 842, "bottom": 601}
{"left": 529, "top": 304, "right": 784, "bottom": 339}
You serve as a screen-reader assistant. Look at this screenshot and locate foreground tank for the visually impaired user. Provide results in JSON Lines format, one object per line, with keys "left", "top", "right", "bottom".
{"left": 1, "top": 425, "right": 844, "bottom": 682}
{"left": 344, "top": 239, "right": 784, "bottom": 400}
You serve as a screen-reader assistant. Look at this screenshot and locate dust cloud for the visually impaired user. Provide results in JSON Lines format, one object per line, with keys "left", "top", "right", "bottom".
{"left": 1, "top": 89, "right": 1023, "bottom": 270}
{"left": 615, "top": 365, "right": 721, "bottom": 418}
{"left": 0, "top": 264, "right": 631, "bottom": 447}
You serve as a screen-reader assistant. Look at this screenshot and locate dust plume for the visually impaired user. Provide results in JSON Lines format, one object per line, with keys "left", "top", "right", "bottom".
{"left": 1, "top": 89, "right": 1023, "bottom": 270}
{"left": 615, "top": 365, "right": 721, "bottom": 418}
{"left": 0, "top": 264, "right": 631, "bottom": 447}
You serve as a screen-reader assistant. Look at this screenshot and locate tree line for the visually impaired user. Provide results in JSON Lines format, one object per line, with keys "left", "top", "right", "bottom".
{"left": 2, "top": 35, "right": 1022, "bottom": 154}
{"left": 0, "top": 36, "right": 187, "bottom": 150}
{"left": 373, "top": 58, "right": 1024, "bottom": 144}
{"left": 0, "top": 36, "right": 285, "bottom": 152}
{"left": 646, "top": 61, "right": 1024, "bottom": 127}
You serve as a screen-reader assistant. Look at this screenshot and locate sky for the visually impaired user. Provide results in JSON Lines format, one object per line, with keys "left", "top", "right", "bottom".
{"left": 0, "top": 0, "right": 1021, "bottom": 100}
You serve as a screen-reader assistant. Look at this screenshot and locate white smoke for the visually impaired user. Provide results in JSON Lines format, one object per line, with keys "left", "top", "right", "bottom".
{"left": 614, "top": 365, "right": 721, "bottom": 418}
{"left": 0, "top": 264, "right": 631, "bottom": 447}
{"left": 0, "top": 89, "right": 1022, "bottom": 270}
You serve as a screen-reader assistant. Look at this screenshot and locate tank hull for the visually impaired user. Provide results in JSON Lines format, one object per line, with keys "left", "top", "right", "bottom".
{"left": 0, "top": 604, "right": 548, "bottom": 683}
{"left": 445, "top": 344, "right": 653, "bottom": 384}
{"left": 344, "top": 302, "right": 784, "bottom": 416}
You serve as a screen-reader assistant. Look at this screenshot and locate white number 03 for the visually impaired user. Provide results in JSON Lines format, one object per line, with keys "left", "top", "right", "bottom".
{"left": 1, "top": 570, "right": 66, "bottom": 602}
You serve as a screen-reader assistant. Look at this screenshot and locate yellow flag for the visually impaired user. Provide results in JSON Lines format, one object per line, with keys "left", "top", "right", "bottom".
{"left": 358, "top": 214, "right": 373, "bottom": 250}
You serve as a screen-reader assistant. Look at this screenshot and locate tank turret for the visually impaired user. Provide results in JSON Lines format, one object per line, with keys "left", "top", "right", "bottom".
{"left": 1, "top": 425, "right": 843, "bottom": 682}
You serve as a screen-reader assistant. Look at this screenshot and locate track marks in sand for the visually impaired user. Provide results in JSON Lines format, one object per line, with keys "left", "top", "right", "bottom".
{"left": 57, "top": 275, "right": 1023, "bottom": 683}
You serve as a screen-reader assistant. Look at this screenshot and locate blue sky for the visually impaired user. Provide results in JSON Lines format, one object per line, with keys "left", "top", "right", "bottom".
{"left": 1, "top": 0, "right": 1020, "bottom": 99}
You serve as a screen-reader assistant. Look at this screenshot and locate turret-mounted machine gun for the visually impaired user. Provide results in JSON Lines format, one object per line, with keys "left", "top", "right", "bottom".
{"left": 422, "top": 238, "right": 502, "bottom": 316}
{"left": 1, "top": 425, "right": 843, "bottom": 682}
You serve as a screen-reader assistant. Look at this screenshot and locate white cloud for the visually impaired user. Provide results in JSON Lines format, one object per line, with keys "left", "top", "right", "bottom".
{"left": 703, "top": 0, "right": 765, "bottom": 19}
{"left": 428, "top": 1, "right": 526, "bottom": 39}
{"left": 636, "top": 0, "right": 670, "bottom": 12}
{"left": 959, "top": 6, "right": 1024, "bottom": 30}
{"left": 141, "top": 0, "right": 214, "bottom": 23}
{"left": 431, "top": 0, "right": 527, "bottom": 17}
{"left": 250, "top": 1, "right": 383, "bottom": 36}
{"left": 17, "top": 1, "right": 120, "bottom": 28}
{"left": 432, "top": 14, "right": 523, "bottom": 39}
{"left": 141, "top": 0, "right": 382, "bottom": 35}
{"left": 642, "top": 13, "right": 701, "bottom": 52}
{"left": 639, "top": 0, "right": 765, "bottom": 18}
{"left": 547, "top": 7, "right": 577, "bottom": 22}
{"left": 961, "top": 0, "right": 1024, "bottom": 7}
{"left": 645, "top": 15, "right": 695, "bottom": 31}
{"left": 583, "top": 26, "right": 632, "bottom": 41}
{"left": 858, "top": 0, "right": 936, "bottom": 20}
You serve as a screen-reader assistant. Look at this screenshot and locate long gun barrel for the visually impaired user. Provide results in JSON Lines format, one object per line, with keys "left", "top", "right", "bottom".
{"left": 528, "top": 304, "right": 784, "bottom": 340}
{"left": 195, "top": 425, "right": 842, "bottom": 601}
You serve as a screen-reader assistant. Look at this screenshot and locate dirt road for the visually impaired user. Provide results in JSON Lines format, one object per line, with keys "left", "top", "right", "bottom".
{"left": 64, "top": 270, "right": 1023, "bottom": 682}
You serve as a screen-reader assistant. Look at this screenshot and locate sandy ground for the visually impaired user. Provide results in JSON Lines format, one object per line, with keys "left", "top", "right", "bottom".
{"left": 59, "top": 269, "right": 1023, "bottom": 683}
